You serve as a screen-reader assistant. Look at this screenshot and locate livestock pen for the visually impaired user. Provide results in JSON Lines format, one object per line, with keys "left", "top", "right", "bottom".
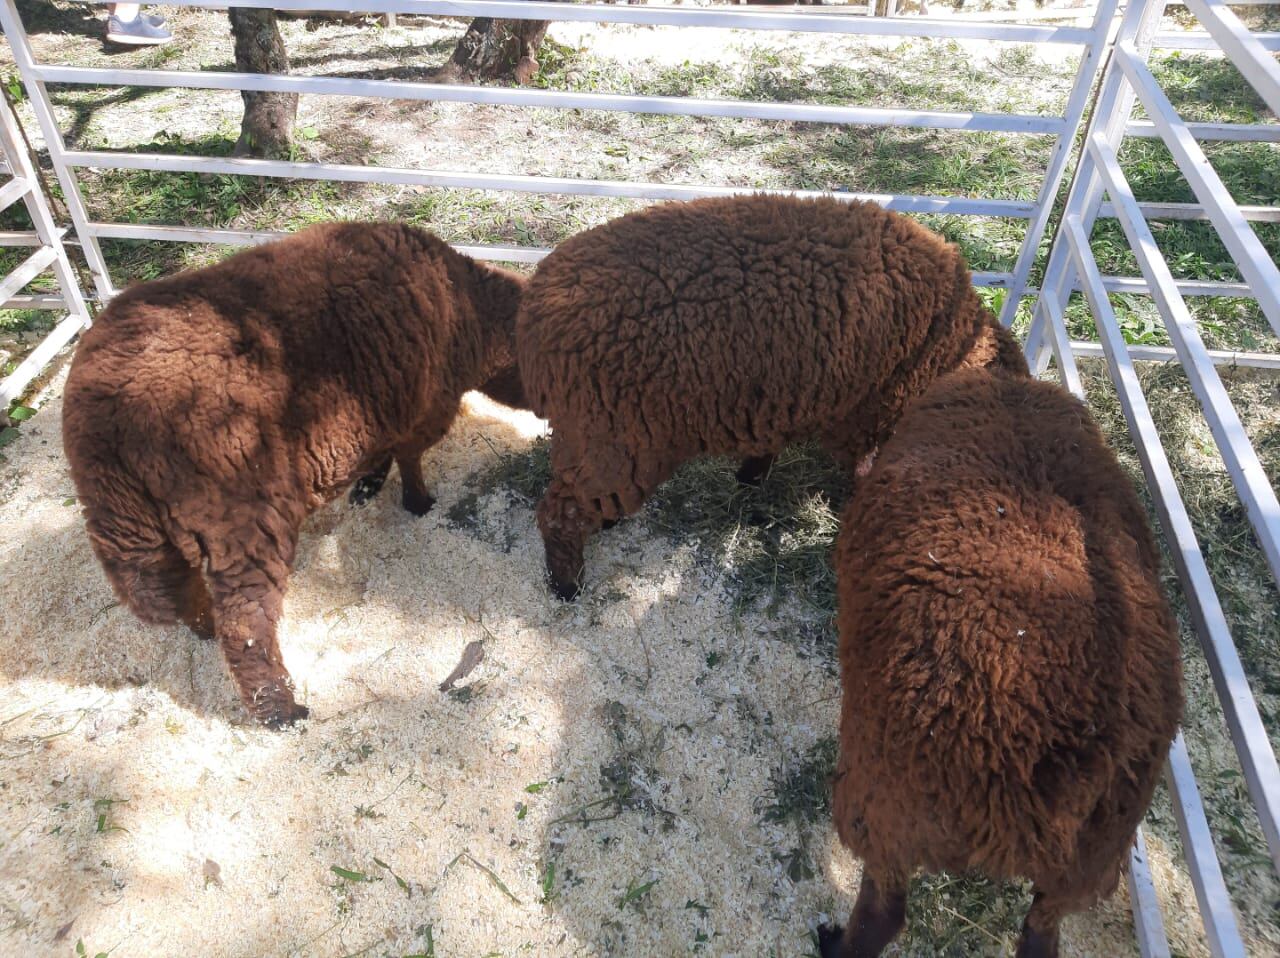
{"left": 0, "top": 1, "right": 1276, "bottom": 955}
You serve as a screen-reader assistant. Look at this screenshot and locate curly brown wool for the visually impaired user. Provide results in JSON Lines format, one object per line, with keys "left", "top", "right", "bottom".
{"left": 62, "top": 222, "right": 526, "bottom": 727}
{"left": 515, "top": 194, "right": 1028, "bottom": 599}
{"left": 820, "top": 368, "right": 1182, "bottom": 958}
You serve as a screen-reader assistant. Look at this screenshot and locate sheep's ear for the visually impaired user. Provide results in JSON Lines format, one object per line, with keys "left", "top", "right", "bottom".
{"left": 963, "top": 320, "right": 1028, "bottom": 376}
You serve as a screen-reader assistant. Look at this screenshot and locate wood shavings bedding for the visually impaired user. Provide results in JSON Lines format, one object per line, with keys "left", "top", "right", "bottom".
{"left": 0, "top": 382, "right": 1209, "bottom": 957}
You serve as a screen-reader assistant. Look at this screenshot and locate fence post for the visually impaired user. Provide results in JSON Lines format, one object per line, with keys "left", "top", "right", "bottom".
{"left": 1022, "top": 0, "right": 1170, "bottom": 373}
{"left": 0, "top": 0, "right": 115, "bottom": 300}
{"left": 996, "top": 0, "right": 1120, "bottom": 329}
{"left": 0, "top": 85, "right": 92, "bottom": 405}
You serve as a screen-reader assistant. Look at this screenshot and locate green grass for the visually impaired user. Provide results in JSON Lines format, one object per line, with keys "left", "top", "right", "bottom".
{"left": 0, "top": 308, "right": 55, "bottom": 336}
{"left": 11, "top": 17, "right": 1280, "bottom": 948}
{"left": 530, "top": 37, "right": 1065, "bottom": 277}
{"left": 1150, "top": 50, "right": 1274, "bottom": 125}
{"left": 646, "top": 445, "right": 848, "bottom": 629}
{"left": 1059, "top": 76, "right": 1280, "bottom": 355}
{"left": 67, "top": 128, "right": 345, "bottom": 282}
{"left": 901, "top": 872, "right": 1032, "bottom": 954}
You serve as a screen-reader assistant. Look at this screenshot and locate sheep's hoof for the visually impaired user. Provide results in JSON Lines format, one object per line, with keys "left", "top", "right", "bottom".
{"left": 736, "top": 454, "right": 775, "bottom": 487}
{"left": 349, "top": 473, "right": 386, "bottom": 506}
{"left": 259, "top": 700, "right": 310, "bottom": 730}
{"left": 1015, "top": 927, "right": 1060, "bottom": 958}
{"left": 403, "top": 491, "right": 436, "bottom": 517}
{"left": 548, "top": 573, "right": 582, "bottom": 603}
{"left": 816, "top": 924, "right": 846, "bottom": 958}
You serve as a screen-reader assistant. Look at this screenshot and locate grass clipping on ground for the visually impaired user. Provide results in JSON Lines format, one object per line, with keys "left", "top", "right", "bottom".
{"left": 5, "top": 375, "right": 1262, "bottom": 958}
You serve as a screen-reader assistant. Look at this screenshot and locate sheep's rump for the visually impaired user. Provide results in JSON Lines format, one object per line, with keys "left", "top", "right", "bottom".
{"left": 834, "top": 369, "right": 1182, "bottom": 896}
{"left": 64, "top": 222, "right": 468, "bottom": 511}
{"left": 518, "top": 195, "right": 990, "bottom": 458}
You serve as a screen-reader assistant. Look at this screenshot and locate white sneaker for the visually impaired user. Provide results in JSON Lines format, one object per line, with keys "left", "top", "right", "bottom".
{"left": 105, "top": 14, "right": 172, "bottom": 46}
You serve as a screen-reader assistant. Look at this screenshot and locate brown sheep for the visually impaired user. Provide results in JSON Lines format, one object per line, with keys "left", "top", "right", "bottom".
{"left": 62, "top": 222, "right": 527, "bottom": 727}
{"left": 516, "top": 194, "right": 1028, "bottom": 600}
{"left": 821, "top": 367, "right": 1182, "bottom": 958}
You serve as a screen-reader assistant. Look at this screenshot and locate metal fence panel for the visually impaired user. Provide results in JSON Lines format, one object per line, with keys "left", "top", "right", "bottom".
{"left": 2, "top": 1, "right": 1279, "bottom": 954}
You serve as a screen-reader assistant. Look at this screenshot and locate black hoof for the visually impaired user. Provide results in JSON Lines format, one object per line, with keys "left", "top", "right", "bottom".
{"left": 549, "top": 574, "right": 582, "bottom": 602}
{"left": 260, "top": 701, "right": 310, "bottom": 730}
{"left": 349, "top": 473, "right": 386, "bottom": 506}
{"left": 1015, "top": 927, "right": 1060, "bottom": 958}
{"left": 735, "top": 454, "right": 775, "bottom": 487}
{"left": 403, "top": 492, "right": 436, "bottom": 517}
{"left": 817, "top": 924, "right": 846, "bottom": 958}
{"left": 600, "top": 517, "right": 619, "bottom": 531}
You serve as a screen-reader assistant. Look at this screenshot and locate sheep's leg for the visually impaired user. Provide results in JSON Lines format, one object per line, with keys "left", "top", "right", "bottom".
{"left": 207, "top": 523, "right": 307, "bottom": 728}
{"left": 349, "top": 454, "right": 393, "bottom": 506}
{"left": 93, "top": 528, "right": 213, "bottom": 640}
{"left": 396, "top": 448, "right": 436, "bottom": 517}
{"left": 538, "top": 436, "right": 672, "bottom": 601}
{"left": 1015, "top": 890, "right": 1063, "bottom": 958}
{"left": 180, "top": 567, "right": 215, "bottom": 640}
{"left": 212, "top": 579, "right": 307, "bottom": 728}
{"left": 537, "top": 476, "right": 597, "bottom": 602}
{"left": 820, "top": 872, "right": 908, "bottom": 958}
{"left": 735, "top": 453, "right": 775, "bottom": 486}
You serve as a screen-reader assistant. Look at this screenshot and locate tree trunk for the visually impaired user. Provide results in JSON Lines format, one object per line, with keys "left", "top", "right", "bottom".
{"left": 229, "top": 9, "right": 297, "bottom": 157}
{"left": 433, "top": 17, "right": 552, "bottom": 85}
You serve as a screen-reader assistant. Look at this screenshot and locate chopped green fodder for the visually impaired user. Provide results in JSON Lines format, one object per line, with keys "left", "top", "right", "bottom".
{"left": 758, "top": 736, "right": 838, "bottom": 883}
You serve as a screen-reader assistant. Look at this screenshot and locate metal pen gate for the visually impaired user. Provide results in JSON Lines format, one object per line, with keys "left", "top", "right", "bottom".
{"left": 0, "top": 2, "right": 1276, "bottom": 954}
{"left": 1029, "top": 1, "right": 1280, "bottom": 955}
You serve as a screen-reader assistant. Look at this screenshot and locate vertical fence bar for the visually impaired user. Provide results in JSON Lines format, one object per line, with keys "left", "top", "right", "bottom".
{"left": 1023, "top": 0, "right": 1170, "bottom": 373}
{"left": 1166, "top": 734, "right": 1248, "bottom": 958}
{"left": 1065, "top": 213, "right": 1280, "bottom": 872}
{"left": 0, "top": 0, "right": 114, "bottom": 299}
{"left": 997, "top": 0, "right": 1120, "bottom": 328}
{"left": 1130, "top": 828, "right": 1173, "bottom": 958}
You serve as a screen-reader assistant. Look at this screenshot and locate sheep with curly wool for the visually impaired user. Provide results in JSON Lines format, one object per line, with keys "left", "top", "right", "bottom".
{"left": 820, "top": 367, "right": 1182, "bottom": 958}
{"left": 516, "top": 194, "right": 1027, "bottom": 599}
{"left": 62, "top": 222, "right": 526, "bottom": 727}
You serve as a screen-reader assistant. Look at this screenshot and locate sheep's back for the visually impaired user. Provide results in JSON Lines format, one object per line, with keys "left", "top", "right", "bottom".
{"left": 835, "top": 369, "right": 1181, "bottom": 883}
{"left": 64, "top": 223, "right": 467, "bottom": 499}
{"left": 518, "top": 195, "right": 982, "bottom": 450}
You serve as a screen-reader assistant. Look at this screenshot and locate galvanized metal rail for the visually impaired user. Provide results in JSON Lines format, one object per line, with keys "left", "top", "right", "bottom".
{"left": 0, "top": 1, "right": 1278, "bottom": 953}
{"left": 0, "top": 88, "right": 90, "bottom": 406}
{"left": 1030, "top": 0, "right": 1280, "bottom": 953}
{"left": 0, "top": 0, "right": 1121, "bottom": 322}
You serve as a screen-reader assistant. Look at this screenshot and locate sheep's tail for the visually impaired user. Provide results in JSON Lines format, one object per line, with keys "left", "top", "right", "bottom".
{"left": 72, "top": 451, "right": 211, "bottom": 635}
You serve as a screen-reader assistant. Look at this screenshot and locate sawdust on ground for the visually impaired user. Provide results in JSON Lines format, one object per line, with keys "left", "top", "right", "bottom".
{"left": 0, "top": 372, "right": 1222, "bottom": 958}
